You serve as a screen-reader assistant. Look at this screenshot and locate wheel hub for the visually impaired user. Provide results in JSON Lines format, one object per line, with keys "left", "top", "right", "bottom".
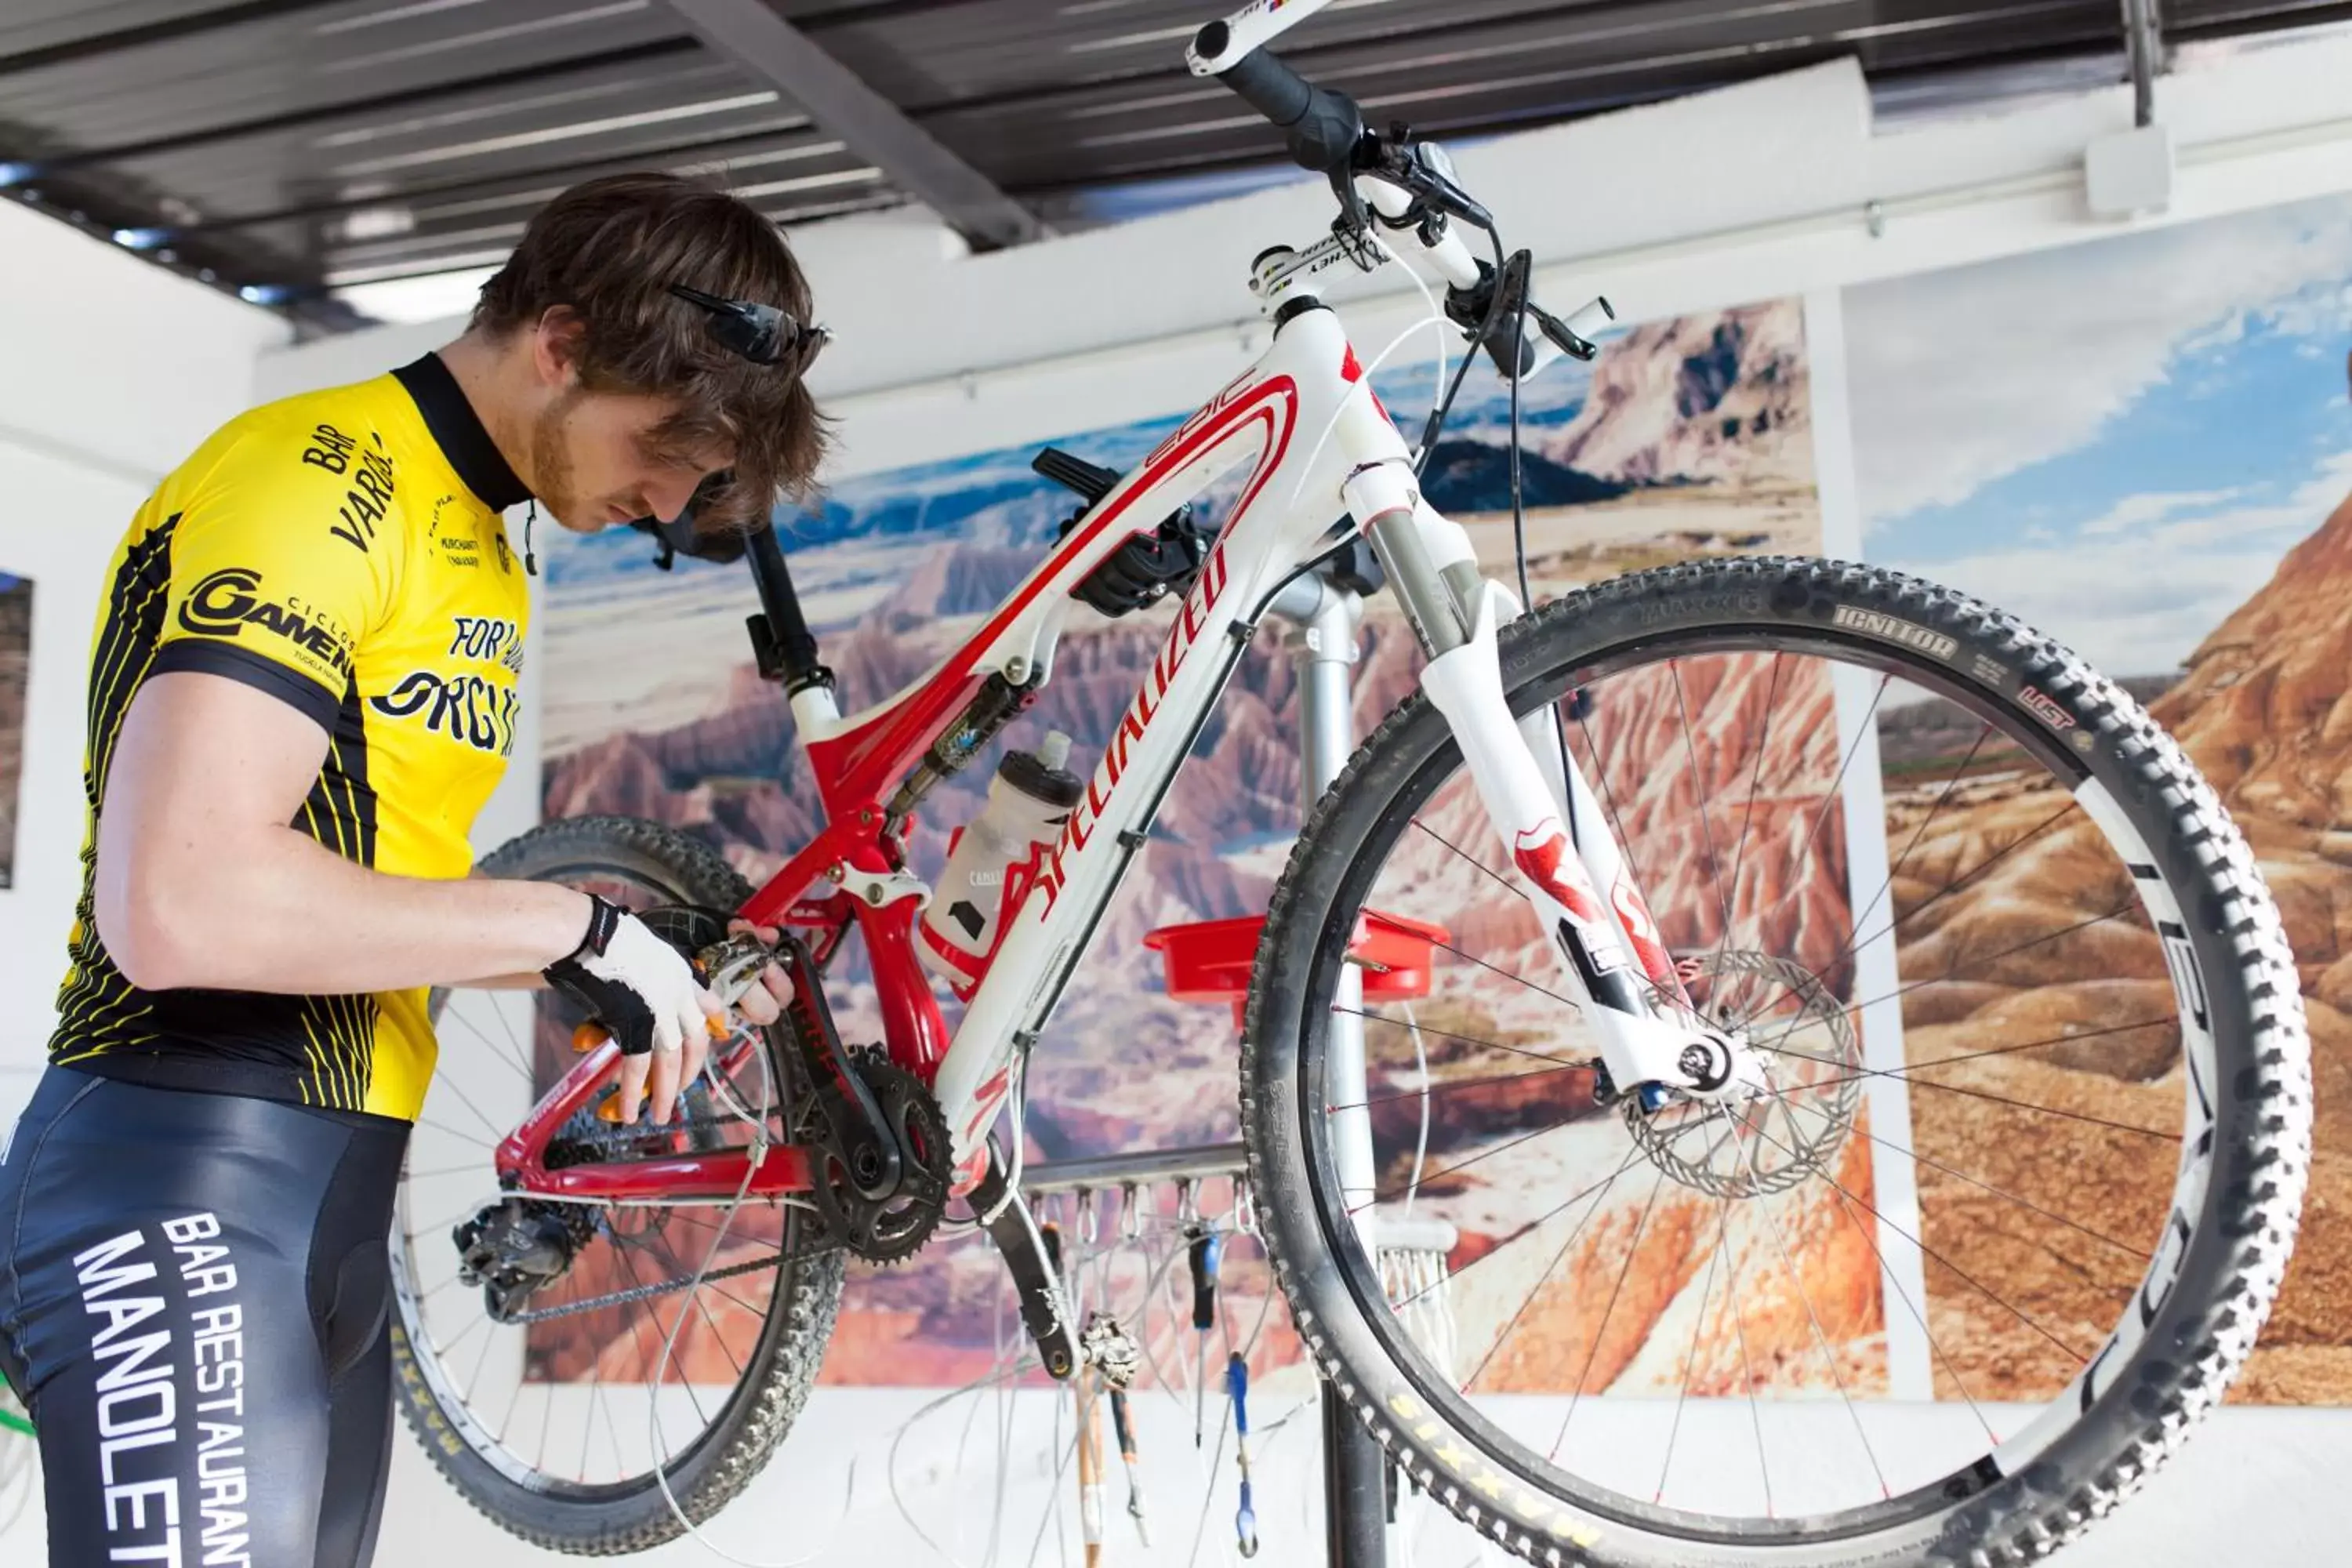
{"left": 1624, "top": 949, "right": 1861, "bottom": 1197}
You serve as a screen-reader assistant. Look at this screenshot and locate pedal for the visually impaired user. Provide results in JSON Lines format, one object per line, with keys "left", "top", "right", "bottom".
{"left": 971, "top": 1152, "right": 1080, "bottom": 1380}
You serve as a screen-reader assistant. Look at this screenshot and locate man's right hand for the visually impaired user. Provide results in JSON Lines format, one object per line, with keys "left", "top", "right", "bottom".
{"left": 542, "top": 895, "right": 725, "bottom": 1124}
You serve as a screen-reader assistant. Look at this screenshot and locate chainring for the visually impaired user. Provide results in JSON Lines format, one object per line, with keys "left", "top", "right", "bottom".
{"left": 808, "top": 1055, "right": 953, "bottom": 1264}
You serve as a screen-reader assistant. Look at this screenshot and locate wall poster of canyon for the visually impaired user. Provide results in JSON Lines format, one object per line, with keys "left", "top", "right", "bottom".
{"left": 532, "top": 291, "right": 1900, "bottom": 1412}
{"left": 1848, "top": 186, "right": 2352, "bottom": 1404}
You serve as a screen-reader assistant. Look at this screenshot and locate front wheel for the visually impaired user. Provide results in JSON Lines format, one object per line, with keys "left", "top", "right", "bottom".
{"left": 1243, "top": 558, "right": 2309, "bottom": 1567}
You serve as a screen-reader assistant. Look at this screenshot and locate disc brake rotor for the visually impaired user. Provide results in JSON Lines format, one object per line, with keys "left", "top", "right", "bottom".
{"left": 1624, "top": 949, "right": 1861, "bottom": 1197}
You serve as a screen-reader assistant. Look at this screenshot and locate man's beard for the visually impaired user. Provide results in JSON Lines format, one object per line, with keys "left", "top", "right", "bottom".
{"left": 529, "top": 390, "right": 581, "bottom": 525}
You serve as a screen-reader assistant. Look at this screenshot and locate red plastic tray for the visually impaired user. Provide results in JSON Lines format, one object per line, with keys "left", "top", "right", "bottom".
{"left": 1142, "top": 909, "right": 1452, "bottom": 1026}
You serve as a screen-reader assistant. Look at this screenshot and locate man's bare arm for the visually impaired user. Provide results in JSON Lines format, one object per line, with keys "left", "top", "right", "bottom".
{"left": 96, "top": 670, "right": 590, "bottom": 993}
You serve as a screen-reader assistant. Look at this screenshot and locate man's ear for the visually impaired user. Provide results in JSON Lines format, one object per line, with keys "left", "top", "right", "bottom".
{"left": 532, "top": 306, "right": 588, "bottom": 388}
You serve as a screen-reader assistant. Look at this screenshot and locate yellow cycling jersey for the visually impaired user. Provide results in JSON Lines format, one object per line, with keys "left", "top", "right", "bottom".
{"left": 49, "top": 354, "right": 532, "bottom": 1121}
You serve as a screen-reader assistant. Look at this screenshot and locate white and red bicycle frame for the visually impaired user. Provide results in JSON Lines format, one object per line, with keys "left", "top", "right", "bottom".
{"left": 499, "top": 182, "right": 1741, "bottom": 1207}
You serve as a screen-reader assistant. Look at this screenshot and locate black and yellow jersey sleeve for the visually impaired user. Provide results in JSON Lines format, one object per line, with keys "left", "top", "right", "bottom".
{"left": 49, "top": 354, "right": 533, "bottom": 1122}
{"left": 148, "top": 419, "right": 397, "bottom": 733}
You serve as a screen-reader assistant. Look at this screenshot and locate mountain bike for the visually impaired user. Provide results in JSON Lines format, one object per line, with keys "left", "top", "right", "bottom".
{"left": 389, "top": 3, "right": 2311, "bottom": 1563}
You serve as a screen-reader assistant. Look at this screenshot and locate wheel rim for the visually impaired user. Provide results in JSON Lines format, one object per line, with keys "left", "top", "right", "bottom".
{"left": 1290, "top": 632, "right": 2216, "bottom": 1539}
{"left": 392, "top": 855, "right": 810, "bottom": 1501}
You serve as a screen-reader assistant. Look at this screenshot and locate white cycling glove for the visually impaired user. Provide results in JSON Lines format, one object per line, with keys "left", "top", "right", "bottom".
{"left": 541, "top": 895, "right": 715, "bottom": 1057}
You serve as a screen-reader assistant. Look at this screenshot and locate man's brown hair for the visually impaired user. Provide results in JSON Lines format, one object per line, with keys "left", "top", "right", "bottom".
{"left": 472, "top": 171, "right": 826, "bottom": 536}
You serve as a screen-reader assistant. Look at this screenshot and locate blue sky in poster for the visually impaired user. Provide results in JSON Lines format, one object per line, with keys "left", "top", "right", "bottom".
{"left": 1849, "top": 191, "right": 2352, "bottom": 678}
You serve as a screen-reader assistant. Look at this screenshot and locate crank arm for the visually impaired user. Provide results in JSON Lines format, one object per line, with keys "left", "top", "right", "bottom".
{"left": 774, "top": 932, "right": 903, "bottom": 1199}
{"left": 971, "top": 1151, "right": 1080, "bottom": 1380}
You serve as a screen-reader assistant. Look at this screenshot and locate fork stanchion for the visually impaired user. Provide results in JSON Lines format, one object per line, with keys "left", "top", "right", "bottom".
{"left": 1268, "top": 564, "right": 1388, "bottom": 1568}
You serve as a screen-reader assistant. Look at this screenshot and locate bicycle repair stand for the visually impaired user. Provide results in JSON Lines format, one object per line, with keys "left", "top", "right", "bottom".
{"left": 1038, "top": 540, "right": 1398, "bottom": 1565}
{"left": 1266, "top": 543, "right": 1392, "bottom": 1568}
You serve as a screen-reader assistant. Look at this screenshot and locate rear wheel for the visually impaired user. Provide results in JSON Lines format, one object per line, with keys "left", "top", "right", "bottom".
{"left": 390, "top": 815, "right": 844, "bottom": 1554}
{"left": 1245, "top": 558, "right": 2309, "bottom": 1567}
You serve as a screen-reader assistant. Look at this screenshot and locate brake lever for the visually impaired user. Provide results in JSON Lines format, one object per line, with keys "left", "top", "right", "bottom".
{"left": 1530, "top": 296, "right": 1617, "bottom": 362}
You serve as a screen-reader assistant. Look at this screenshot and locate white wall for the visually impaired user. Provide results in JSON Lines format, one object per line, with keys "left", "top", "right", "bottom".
{"left": 0, "top": 201, "right": 286, "bottom": 1119}
{"left": 17, "top": 29, "right": 2352, "bottom": 1567}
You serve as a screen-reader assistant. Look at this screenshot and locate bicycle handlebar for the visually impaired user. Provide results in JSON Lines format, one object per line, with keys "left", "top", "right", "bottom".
{"left": 1190, "top": 22, "right": 1363, "bottom": 175}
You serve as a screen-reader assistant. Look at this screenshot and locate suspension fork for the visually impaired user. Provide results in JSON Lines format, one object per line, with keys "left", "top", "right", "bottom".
{"left": 1343, "top": 460, "right": 1749, "bottom": 1098}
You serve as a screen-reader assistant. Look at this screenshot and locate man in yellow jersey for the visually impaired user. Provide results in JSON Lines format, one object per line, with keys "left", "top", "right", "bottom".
{"left": 0, "top": 172, "right": 826, "bottom": 1567}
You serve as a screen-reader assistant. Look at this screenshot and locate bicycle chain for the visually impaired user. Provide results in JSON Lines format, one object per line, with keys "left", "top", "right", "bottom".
{"left": 497, "top": 1228, "right": 844, "bottom": 1324}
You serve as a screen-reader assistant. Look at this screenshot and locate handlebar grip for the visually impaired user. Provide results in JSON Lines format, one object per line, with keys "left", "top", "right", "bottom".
{"left": 1195, "top": 25, "right": 1361, "bottom": 174}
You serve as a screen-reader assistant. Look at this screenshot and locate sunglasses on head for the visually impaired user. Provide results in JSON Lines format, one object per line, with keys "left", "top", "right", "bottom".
{"left": 666, "top": 283, "right": 829, "bottom": 375}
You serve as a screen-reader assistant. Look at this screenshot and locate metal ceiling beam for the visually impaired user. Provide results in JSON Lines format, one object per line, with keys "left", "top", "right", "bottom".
{"left": 663, "top": 0, "right": 1047, "bottom": 249}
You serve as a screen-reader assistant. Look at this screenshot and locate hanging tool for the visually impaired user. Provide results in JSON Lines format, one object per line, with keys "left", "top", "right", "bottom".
{"left": 1187, "top": 1224, "right": 1222, "bottom": 1447}
{"left": 1228, "top": 1352, "right": 1259, "bottom": 1559}
{"left": 1110, "top": 1386, "right": 1152, "bottom": 1546}
{"left": 1077, "top": 1370, "right": 1107, "bottom": 1567}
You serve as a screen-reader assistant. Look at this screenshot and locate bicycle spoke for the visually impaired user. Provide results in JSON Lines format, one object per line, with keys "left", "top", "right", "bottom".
{"left": 1746, "top": 670, "right": 1893, "bottom": 941}
{"left": 1846, "top": 721, "right": 1992, "bottom": 951}
{"left": 416, "top": 1116, "right": 497, "bottom": 1152}
{"left": 439, "top": 997, "right": 535, "bottom": 1089}
{"left": 1428, "top": 934, "right": 1587, "bottom": 1014}
{"left": 1846, "top": 1119, "right": 2152, "bottom": 1261}
{"left": 428, "top": 1069, "right": 512, "bottom": 1145}
{"left": 1669, "top": 657, "right": 1735, "bottom": 945}
{"left": 1342, "top": 1005, "right": 1585, "bottom": 1070}
{"left": 1762, "top": 1040, "right": 2179, "bottom": 1143}
{"left": 1411, "top": 816, "right": 1526, "bottom": 903}
{"left": 1654, "top": 1189, "right": 1726, "bottom": 1504}
{"left": 1740, "top": 1099, "right": 2096, "bottom": 1366}
{"left": 1711, "top": 652, "right": 1787, "bottom": 982}
{"left": 1351, "top": 1097, "right": 1607, "bottom": 1216}
{"left": 1461, "top": 1139, "right": 1649, "bottom": 1390}
{"left": 1733, "top": 1099, "right": 1889, "bottom": 1501}
{"left": 1390, "top": 1133, "right": 1693, "bottom": 1316}
{"left": 1548, "top": 1160, "right": 1671, "bottom": 1455}
{"left": 1325, "top": 1058, "right": 1586, "bottom": 1116}
{"left": 1713, "top": 1131, "right": 1773, "bottom": 1518}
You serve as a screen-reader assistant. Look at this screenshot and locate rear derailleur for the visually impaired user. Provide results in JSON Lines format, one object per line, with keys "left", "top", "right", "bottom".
{"left": 454, "top": 1198, "right": 602, "bottom": 1323}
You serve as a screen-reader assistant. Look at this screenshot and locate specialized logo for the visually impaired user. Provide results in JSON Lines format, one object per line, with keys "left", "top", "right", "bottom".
{"left": 448, "top": 615, "right": 524, "bottom": 674}
{"left": 369, "top": 670, "right": 520, "bottom": 757}
{"left": 1830, "top": 604, "right": 1958, "bottom": 661}
{"left": 179, "top": 567, "right": 353, "bottom": 674}
{"left": 1033, "top": 541, "right": 1232, "bottom": 913}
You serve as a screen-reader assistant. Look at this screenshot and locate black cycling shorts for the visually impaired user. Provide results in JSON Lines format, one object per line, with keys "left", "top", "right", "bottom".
{"left": 0, "top": 1065, "right": 409, "bottom": 1568}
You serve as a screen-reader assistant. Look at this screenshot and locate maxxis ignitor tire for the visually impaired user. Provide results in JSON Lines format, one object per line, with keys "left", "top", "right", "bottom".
{"left": 391, "top": 814, "right": 846, "bottom": 1555}
{"left": 1241, "top": 558, "right": 2310, "bottom": 1568}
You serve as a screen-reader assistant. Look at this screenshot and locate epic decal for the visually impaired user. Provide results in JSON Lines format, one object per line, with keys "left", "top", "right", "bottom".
{"left": 1142, "top": 369, "right": 1265, "bottom": 472}
{"left": 1033, "top": 541, "right": 1232, "bottom": 913}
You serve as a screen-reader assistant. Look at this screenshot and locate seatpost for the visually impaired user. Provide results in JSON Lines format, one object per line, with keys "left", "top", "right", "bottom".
{"left": 742, "top": 523, "right": 832, "bottom": 692}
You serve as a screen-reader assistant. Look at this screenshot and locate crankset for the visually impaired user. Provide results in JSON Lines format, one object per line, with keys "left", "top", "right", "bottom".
{"left": 808, "top": 1052, "right": 953, "bottom": 1263}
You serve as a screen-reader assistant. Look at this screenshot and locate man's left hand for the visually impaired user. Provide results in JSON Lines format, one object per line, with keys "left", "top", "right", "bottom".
{"left": 724, "top": 919, "right": 795, "bottom": 1025}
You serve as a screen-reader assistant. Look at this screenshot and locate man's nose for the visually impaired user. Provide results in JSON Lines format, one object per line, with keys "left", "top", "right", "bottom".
{"left": 644, "top": 474, "right": 705, "bottom": 523}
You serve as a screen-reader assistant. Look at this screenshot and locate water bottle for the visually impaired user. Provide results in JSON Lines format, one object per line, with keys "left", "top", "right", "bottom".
{"left": 918, "top": 731, "right": 1083, "bottom": 1000}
